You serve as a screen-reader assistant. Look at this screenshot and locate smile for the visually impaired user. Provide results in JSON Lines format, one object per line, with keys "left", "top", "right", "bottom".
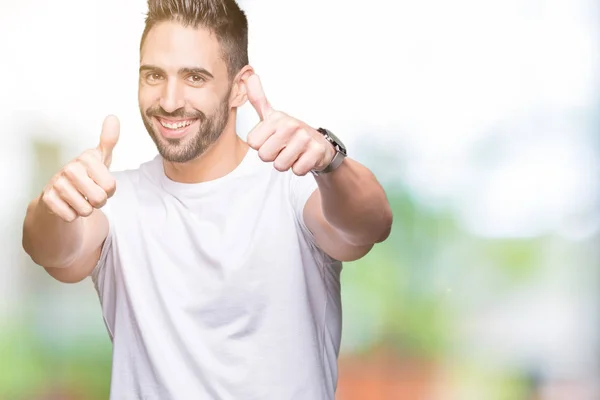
{"left": 156, "top": 118, "right": 197, "bottom": 130}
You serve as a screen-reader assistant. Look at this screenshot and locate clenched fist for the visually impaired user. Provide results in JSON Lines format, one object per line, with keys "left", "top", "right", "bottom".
{"left": 41, "top": 115, "right": 120, "bottom": 222}
{"left": 245, "top": 74, "right": 335, "bottom": 176}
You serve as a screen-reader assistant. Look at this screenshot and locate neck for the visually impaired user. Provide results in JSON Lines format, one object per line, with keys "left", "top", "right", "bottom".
{"left": 162, "top": 113, "right": 249, "bottom": 184}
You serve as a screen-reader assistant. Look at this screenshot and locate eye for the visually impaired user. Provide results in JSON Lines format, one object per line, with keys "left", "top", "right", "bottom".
{"left": 187, "top": 74, "right": 205, "bottom": 84}
{"left": 145, "top": 73, "right": 163, "bottom": 83}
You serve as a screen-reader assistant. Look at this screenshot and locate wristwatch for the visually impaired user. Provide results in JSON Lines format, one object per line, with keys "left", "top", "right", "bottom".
{"left": 311, "top": 127, "right": 347, "bottom": 176}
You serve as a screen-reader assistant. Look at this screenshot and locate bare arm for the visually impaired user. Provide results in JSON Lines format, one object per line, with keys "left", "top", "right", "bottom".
{"left": 242, "top": 73, "right": 392, "bottom": 261}
{"left": 22, "top": 202, "right": 109, "bottom": 283}
{"left": 22, "top": 116, "right": 120, "bottom": 283}
{"left": 304, "top": 158, "right": 393, "bottom": 262}
{"left": 312, "top": 158, "right": 392, "bottom": 245}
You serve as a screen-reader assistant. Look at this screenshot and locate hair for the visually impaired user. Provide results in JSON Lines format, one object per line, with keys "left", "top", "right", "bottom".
{"left": 141, "top": 0, "right": 249, "bottom": 79}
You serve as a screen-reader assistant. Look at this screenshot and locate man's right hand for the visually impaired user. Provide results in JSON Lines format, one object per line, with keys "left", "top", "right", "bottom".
{"left": 41, "top": 115, "right": 120, "bottom": 222}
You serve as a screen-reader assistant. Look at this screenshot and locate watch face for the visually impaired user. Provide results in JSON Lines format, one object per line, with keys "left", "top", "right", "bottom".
{"left": 321, "top": 128, "right": 347, "bottom": 155}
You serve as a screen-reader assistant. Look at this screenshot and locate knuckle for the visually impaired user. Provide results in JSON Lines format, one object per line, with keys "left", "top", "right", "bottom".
{"left": 65, "top": 212, "right": 79, "bottom": 223}
{"left": 286, "top": 118, "right": 301, "bottom": 131}
{"left": 79, "top": 205, "right": 94, "bottom": 217}
{"left": 103, "top": 179, "right": 117, "bottom": 197}
{"left": 88, "top": 192, "right": 107, "bottom": 208}
{"left": 246, "top": 134, "right": 259, "bottom": 149}
{"left": 62, "top": 162, "right": 82, "bottom": 179}
{"left": 41, "top": 190, "right": 58, "bottom": 209}
{"left": 298, "top": 131, "right": 312, "bottom": 146}
{"left": 53, "top": 176, "right": 69, "bottom": 194}
{"left": 291, "top": 158, "right": 311, "bottom": 176}
{"left": 41, "top": 188, "right": 52, "bottom": 202}
{"left": 310, "top": 140, "right": 322, "bottom": 153}
{"left": 257, "top": 148, "right": 272, "bottom": 162}
{"left": 291, "top": 164, "right": 306, "bottom": 176}
{"left": 273, "top": 160, "right": 288, "bottom": 172}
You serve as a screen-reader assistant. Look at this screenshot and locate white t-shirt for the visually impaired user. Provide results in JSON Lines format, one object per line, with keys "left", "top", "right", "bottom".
{"left": 92, "top": 148, "right": 343, "bottom": 400}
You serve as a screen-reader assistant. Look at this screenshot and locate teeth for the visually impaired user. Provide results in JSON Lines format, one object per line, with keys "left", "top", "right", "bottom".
{"left": 160, "top": 120, "right": 193, "bottom": 129}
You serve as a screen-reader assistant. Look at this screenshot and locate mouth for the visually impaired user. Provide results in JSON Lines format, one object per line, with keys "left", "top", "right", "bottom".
{"left": 154, "top": 117, "right": 199, "bottom": 139}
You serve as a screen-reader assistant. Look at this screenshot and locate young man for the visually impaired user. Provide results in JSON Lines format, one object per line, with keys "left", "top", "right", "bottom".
{"left": 22, "top": 0, "right": 392, "bottom": 398}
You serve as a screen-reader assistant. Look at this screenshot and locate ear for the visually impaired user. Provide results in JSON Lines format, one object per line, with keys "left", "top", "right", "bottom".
{"left": 229, "top": 65, "right": 255, "bottom": 108}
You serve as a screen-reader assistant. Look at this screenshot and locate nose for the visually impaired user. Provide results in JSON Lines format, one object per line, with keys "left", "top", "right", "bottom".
{"left": 159, "top": 79, "right": 185, "bottom": 113}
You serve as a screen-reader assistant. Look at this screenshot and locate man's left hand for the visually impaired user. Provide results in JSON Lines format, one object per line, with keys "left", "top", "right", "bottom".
{"left": 245, "top": 74, "right": 335, "bottom": 176}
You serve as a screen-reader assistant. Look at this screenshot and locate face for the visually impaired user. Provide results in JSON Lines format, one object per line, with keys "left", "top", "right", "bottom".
{"left": 139, "top": 21, "right": 233, "bottom": 163}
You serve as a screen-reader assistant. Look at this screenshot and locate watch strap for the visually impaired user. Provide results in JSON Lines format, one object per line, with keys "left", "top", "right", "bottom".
{"left": 311, "top": 128, "right": 347, "bottom": 176}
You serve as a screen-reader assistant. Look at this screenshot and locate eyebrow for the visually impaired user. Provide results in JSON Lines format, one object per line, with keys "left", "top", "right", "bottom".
{"left": 139, "top": 65, "right": 214, "bottom": 79}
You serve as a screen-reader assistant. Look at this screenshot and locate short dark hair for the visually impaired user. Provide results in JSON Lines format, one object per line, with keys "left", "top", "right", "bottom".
{"left": 141, "top": 0, "right": 249, "bottom": 78}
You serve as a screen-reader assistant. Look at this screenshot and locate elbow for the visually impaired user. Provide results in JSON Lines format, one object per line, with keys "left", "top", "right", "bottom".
{"left": 375, "top": 204, "right": 393, "bottom": 243}
{"left": 22, "top": 222, "right": 45, "bottom": 267}
{"left": 22, "top": 206, "right": 39, "bottom": 262}
{"left": 22, "top": 239, "right": 44, "bottom": 268}
{"left": 21, "top": 226, "right": 35, "bottom": 262}
{"left": 344, "top": 209, "right": 393, "bottom": 247}
{"left": 21, "top": 227, "right": 67, "bottom": 270}
{"left": 375, "top": 223, "right": 392, "bottom": 243}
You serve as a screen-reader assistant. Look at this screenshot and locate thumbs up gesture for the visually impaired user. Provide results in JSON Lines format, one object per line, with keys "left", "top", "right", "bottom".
{"left": 245, "top": 74, "right": 335, "bottom": 176}
{"left": 41, "top": 115, "right": 120, "bottom": 222}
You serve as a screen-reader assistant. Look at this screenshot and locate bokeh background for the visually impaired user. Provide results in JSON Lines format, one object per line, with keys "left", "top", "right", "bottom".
{"left": 1, "top": 0, "right": 599, "bottom": 399}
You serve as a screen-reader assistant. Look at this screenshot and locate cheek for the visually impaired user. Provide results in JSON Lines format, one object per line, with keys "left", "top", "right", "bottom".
{"left": 188, "top": 97, "right": 223, "bottom": 118}
{"left": 138, "top": 85, "right": 159, "bottom": 108}
{"left": 186, "top": 85, "right": 215, "bottom": 104}
{"left": 188, "top": 82, "right": 230, "bottom": 108}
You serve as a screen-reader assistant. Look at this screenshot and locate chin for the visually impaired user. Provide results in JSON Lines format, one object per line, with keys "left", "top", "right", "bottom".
{"left": 158, "top": 146, "right": 199, "bottom": 163}
{"left": 156, "top": 139, "right": 207, "bottom": 163}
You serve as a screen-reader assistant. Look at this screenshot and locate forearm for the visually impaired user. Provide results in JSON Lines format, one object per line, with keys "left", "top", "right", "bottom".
{"left": 315, "top": 158, "right": 392, "bottom": 246}
{"left": 22, "top": 195, "right": 85, "bottom": 269}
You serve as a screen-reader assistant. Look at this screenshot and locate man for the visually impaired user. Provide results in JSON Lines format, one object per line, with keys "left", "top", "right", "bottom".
{"left": 22, "top": 0, "right": 392, "bottom": 398}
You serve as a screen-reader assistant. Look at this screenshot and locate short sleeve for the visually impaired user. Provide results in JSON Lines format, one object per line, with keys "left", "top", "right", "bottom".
{"left": 289, "top": 172, "right": 319, "bottom": 244}
{"left": 90, "top": 176, "right": 118, "bottom": 283}
{"left": 89, "top": 168, "right": 129, "bottom": 282}
{"left": 91, "top": 218, "right": 113, "bottom": 284}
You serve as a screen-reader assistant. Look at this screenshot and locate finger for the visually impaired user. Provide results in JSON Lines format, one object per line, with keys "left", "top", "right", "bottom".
{"left": 246, "top": 121, "right": 275, "bottom": 151}
{"left": 246, "top": 74, "right": 274, "bottom": 121}
{"left": 272, "top": 132, "right": 311, "bottom": 172}
{"left": 77, "top": 151, "right": 117, "bottom": 197}
{"left": 257, "top": 132, "right": 286, "bottom": 163}
{"left": 262, "top": 122, "right": 306, "bottom": 166}
{"left": 62, "top": 163, "right": 109, "bottom": 208}
{"left": 43, "top": 189, "right": 78, "bottom": 222}
{"left": 246, "top": 112, "right": 286, "bottom": 150}
{"left": 291, "top": 145, "right": 322, "bottom": 176}
{"left": 53, "top": 176, "right": 94, "bottom": 217}
{"left": 98, "top": 115, "right": 120, "bottom": 167}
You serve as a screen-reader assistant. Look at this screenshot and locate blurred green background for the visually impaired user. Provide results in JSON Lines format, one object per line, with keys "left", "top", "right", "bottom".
{"left": 1, "top": 0, "right": 599, "bottom": 399}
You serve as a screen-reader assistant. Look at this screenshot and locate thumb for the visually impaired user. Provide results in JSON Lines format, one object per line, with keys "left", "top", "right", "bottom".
{"left": 246, "top": 74, "right": 274, "bottom": 121}
{"left": 98, "top": 115, "right": 120, "bottom": 167}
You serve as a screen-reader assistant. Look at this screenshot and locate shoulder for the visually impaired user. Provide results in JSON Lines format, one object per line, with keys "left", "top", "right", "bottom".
{"left": 111, "top": 155, "right": 162, "bottom": 188}
{"left": 103, "top": 155, "right": 162, "bottom": 214}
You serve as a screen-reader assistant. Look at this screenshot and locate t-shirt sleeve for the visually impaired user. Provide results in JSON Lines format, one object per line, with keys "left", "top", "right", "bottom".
{"left": 89, "top": 208, "right": 116, "bottom": 341}
{"left": 289, "top": 172, "right": 342, "bottom": 266}
{"left": 90, "top": 213, "right": 113, "bottom": 281}
{"left": 289, "top": 171, "right": 319, "bottom": 245}
{"left": 89, "top": 171, "right": 122, "bottom": 282}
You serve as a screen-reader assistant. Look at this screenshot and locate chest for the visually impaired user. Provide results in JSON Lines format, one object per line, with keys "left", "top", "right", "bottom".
{"left": 108, "top": 183, "right": 313, "bottom": 319}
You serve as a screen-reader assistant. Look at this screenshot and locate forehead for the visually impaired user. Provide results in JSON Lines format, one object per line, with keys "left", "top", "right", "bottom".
{"left": 140, "top": 21, "right": 225, "bottom": 74}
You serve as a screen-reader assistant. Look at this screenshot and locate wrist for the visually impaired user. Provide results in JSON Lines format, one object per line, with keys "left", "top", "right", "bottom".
{"left": 311, "top": 127, "right": 347, "bottom": 176}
